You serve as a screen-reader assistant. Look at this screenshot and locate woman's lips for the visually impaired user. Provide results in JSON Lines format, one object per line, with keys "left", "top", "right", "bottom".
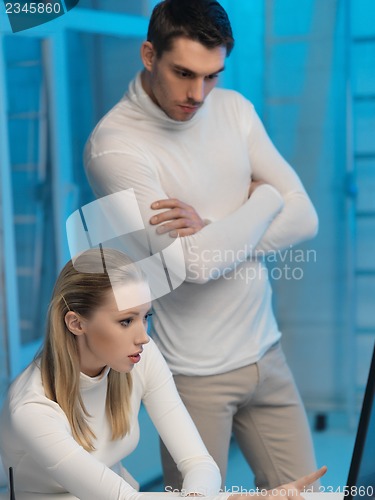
{"left": 128, "top": 353, "right": 141, "bottom": 363}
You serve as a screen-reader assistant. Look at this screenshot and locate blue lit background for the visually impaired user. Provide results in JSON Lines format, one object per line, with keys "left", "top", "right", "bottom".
{"left": 1, "top": 0, "right": 375, "bottom": 492}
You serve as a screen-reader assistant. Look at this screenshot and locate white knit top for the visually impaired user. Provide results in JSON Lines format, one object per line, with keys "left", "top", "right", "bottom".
{"left": 84, "top": 73, "right": 318, "bottom": 376}
{"left": 0, "top": 339, "right": 227, "bottom": 500}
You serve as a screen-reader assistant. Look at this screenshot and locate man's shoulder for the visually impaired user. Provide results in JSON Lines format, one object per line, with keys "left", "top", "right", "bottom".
{"left": 211, "top": 86, "right": 253, "bottom": 105}
{"left": 85, "top": 94, "right": 145, "bottom": 159}
{"left": 209, "top": 87, "right": 255, "bottom": 116}
{"left": 91, "top": 95, "right": 134, "bottom": 137}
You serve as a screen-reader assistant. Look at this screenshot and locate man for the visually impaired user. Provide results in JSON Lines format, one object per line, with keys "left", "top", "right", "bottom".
{"left": 84, "top": 0, "right": 319, "bottom": 491}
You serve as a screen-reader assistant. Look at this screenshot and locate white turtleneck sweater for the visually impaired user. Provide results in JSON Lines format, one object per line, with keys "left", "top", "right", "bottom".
{"left": 0, "top": 339, "right": 227, "bottom": 500}
{"left": 84, "top": 73, "right": 318, "bottom": 376}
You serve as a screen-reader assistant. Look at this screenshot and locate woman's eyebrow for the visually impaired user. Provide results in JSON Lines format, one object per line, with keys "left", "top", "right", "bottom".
{"left": 116, "top": 307, "right": 152, "bottom": 317}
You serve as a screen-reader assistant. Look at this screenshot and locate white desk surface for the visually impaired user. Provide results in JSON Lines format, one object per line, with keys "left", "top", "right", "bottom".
{"left": 0, "top": 493, "right": 344, "bottom": 500}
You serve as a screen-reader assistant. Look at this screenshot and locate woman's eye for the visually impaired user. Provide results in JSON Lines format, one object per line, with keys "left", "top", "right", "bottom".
{"left": 143, "top": 313, "right": 153, "bottom": 332}
{"left": 144, "top": 313, "right": 153, "bottom": 323}
{"left": 120, "top": 313, "right": 152, "bottom": 328}
{"left": 120, "top": 319, "right": 132, "bottom": 327}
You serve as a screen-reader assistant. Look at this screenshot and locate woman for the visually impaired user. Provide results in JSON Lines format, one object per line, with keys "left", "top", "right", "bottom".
{"left": 0, "top": 248, "right": 325, "bottom": 500}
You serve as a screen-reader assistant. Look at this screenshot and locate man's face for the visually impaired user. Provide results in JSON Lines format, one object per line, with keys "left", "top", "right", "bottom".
{"left": 142, "top": 37, "right": 226, "bottom": 122}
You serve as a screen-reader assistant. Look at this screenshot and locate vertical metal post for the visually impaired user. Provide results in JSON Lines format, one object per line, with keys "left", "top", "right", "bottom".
{"left": 263, "top": 0, "right": 273, "bottom": 124}
{"left": 44, "top": 32, "right": 77, "bottom": 271}
{"left": 0, "top": 34, "right": 22, "bottom": 380}
{"left": 344, "top": 0, "right": 357, "bottom": 430}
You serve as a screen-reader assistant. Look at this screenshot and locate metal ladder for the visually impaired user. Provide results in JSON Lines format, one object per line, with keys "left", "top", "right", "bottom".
{"left": 0, "top": 34, "right": 53, "bottom": 381}
{"left": 345, "top": 0, "right": 375, "bottom": 425}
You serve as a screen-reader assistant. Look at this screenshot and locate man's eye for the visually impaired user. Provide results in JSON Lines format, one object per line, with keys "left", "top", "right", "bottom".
{"left": 177, "top": 70, "right": 191, "bottom": 78}
{"left": 206, "top": 74, "right": 219, "bottom": 80}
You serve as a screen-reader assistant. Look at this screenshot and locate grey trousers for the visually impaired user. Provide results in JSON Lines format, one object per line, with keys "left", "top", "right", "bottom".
{"left": 160, "top": 342, "right": 318, "bottom": 491}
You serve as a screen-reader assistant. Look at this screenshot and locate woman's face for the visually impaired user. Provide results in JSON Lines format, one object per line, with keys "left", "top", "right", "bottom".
{"left": 74, "top": 282, "right": 152, "bottom": 377}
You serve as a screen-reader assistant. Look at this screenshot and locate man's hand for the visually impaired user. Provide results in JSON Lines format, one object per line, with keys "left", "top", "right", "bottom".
{"left": 150, "top": 198, "right": 206, "bottom": 237}
{"left": 229, "top": 466, "right": 327, "bottom": 500}
{"left": 248, "top": 179, "right": 267, "bottom": 198}
{"left": 267, "top": 465, "right": 327, "bottom": 499}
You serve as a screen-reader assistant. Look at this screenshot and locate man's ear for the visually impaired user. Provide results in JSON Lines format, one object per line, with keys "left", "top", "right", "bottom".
{"left": 141, "top": 41, "right": 156, "bottom": 71}
{"left": 64, "top": 311, "right": 86, "bottom": 336}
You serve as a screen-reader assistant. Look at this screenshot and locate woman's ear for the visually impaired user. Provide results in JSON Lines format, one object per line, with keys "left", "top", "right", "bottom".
{"left": 141, "top": 41, "right": 156, "bottom": 71}
{"left": 64, "top": 311, "right": 86, "bottom": 336}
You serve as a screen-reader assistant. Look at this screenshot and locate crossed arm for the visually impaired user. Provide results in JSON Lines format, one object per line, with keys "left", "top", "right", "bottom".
{"left": 85, "top": 154, "right": 285, "bottom": 284}
{"left": 149, "top": 180, "right": 268, "bottom": 238}
{"left": 149, "top": 175, "right": 317, "bottom": 255}
{"left": 85, "top": 109, "right": 317, "bottom": 283}
{"left": 149, "top": 107, "right": 318, "bottom": 253}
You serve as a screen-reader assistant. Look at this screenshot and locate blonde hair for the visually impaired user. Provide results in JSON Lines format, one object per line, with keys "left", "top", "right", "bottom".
{"left": 40, "top": 247, "right": 146, "bottom": 451}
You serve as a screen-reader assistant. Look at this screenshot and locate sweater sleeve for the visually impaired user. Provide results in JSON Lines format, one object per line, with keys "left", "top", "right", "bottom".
{"left": 245, "top": 103, "right": 319, "bottom": 254}
{"left": 10, "top": 402, "right": 142, "bottom": 500}
{"left": 84, "top": 142, "right": 284, "bottom": 285}
{"left": 140, "top": 340, "right": 221, "bottom": 496}
{"left": 10, "top": 399, "right": 231, "bottom": 500}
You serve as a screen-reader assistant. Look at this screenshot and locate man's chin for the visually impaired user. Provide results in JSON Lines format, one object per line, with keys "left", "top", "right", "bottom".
{"left": 177, "top": 115, "right": 195, "bottom": 122}
{"left": 163, "top": 105, "right": 201, "bottom": 122}
{"left": 168, "top": 111, "right": 197, "bottom": 122}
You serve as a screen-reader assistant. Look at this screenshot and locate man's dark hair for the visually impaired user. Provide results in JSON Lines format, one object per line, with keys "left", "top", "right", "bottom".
{"left": 147, "top": 0, "right": 234, "bottom": 58}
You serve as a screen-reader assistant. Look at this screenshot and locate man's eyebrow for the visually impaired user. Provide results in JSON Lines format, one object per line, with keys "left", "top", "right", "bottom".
{"left": 173, "top": 64, "right": 226, "bottom": 76}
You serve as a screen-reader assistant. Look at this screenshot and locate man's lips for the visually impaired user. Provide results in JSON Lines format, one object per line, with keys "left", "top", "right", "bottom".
{"left": 179, "top": 104, "right": 200, "bottom": 113}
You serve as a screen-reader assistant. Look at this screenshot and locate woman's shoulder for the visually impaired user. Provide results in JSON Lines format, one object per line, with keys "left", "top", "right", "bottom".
{"left": 8, "top": 363, "right": 41, "bottom": 400}
{"left": 7, "top": 362, "right": 60, "bottom": 417}
{"left": 134, "top": 337, "right": 164, "bottom": 373}
{"left": 132, "top": 337, "right": 173, "bottom": 392}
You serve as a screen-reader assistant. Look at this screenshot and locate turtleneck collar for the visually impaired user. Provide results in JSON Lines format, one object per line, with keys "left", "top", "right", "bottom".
{"left": 126, "top": 71, "right": 207, "bottom": 130}
{"left": 79, "top": 366, "right": 111, "bottom": 391}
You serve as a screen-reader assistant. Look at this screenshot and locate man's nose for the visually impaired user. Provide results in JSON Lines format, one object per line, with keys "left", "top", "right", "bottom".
{"left": 187, "top": 78, "right": 205, "bottom": 103}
